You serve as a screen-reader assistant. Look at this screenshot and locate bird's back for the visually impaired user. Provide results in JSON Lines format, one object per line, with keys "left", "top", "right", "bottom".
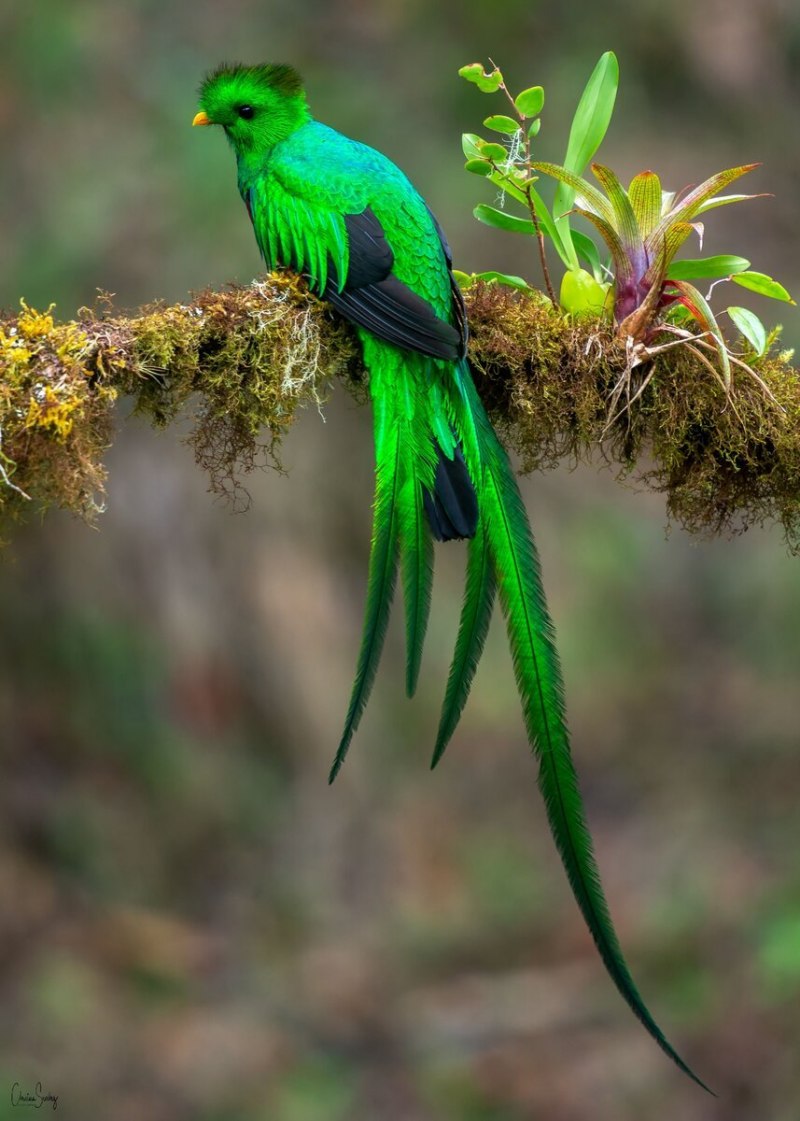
{"left": 258, "top": 121, "right": 455, "bottom": 320}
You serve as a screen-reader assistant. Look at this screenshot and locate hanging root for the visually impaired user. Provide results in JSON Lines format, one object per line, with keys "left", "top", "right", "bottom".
{"left": 1, "top": 276, "right": 799, "bottom": 550}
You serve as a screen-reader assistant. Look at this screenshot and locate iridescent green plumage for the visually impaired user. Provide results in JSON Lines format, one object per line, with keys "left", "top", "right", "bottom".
{"left": 195, "top": 63, "right": 710, "bottom": 1091}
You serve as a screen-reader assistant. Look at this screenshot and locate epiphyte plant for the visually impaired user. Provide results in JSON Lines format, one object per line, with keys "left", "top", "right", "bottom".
{"left": 459, "top": 52, "right": 794, "bottom": 393}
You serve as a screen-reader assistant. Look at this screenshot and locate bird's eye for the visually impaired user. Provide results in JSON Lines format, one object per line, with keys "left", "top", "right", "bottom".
{"left": 238, "top": 105, "right": 254, "bottom": 120}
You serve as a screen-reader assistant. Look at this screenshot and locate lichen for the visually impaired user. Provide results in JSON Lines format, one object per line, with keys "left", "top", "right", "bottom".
{"left": 0, "top": 299, "right": 118, "bottom": 523}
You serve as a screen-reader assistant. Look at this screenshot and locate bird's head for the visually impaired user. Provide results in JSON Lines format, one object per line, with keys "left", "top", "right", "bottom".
{"left": 193, "top": 63, "right": 309, "bottom": 157}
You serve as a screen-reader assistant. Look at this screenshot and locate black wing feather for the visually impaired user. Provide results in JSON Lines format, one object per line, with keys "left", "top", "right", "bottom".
{"left": 342, "top": 210, "right": 394, "bottom": 288}
{"left": 323, "top": 206, "right": 464, "bottom": 362}
{"left": 329, "top": 277, "right": 462, "bottom": 361}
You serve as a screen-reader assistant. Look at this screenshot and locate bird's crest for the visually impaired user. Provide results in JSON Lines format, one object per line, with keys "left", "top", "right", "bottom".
{"left": 199, "top": 62, "right": 304, "bottom": 102}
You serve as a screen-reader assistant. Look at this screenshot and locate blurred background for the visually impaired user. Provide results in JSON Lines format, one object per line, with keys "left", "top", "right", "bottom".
{"left": 2, "top": 2, "right": 800, "bottom": 1118}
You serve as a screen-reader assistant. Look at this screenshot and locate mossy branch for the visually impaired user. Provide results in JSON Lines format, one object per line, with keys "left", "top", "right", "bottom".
{"left": 1, "top": 275, "right": 799, "bottom": 550}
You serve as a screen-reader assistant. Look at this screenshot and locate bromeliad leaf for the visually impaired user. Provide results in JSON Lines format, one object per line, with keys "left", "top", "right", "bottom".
{"left": 732, "top": 271, "right": 796, "bottom": 304}
{"left": 646, "top": 165, "right": 759, "bottom": 257}
{"left": 628, "top": 171, "right": 662, "bottom": 238}
{"left": 591, "top": 164, "right": 642, "bottom": 257}
{"left": 572, "top": 205, "right": 635, "bottom": 288}
{"left": 667, "top": 255, "right": 750, "bottom": 281}
{"left": 696, "top": 192, "right": 770, "bottom": 215}
{"left": 728, "top": 306, "right": 768, "bottom": 356}
{"left": 669, "top": 279, "right": 731, "bottom": 387}
{"left": 530, "top": 161, "right": 615, "bottom": 225}
{"left": 643, "top": 222, "right": 698, "bottom": 287}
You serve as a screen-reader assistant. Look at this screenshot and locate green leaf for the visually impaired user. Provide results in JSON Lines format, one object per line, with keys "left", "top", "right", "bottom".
{"left": 667, "top": 255, "right": 750, "bottom": 281}
{"left": 464, "top": 159, "right": 492, "bottom": 177}
{"left": 732, "top": 270, "right": 796, "bottom": 304}
{"left": 459, "top": 63, "right": 503, "bottom": 93}
{"left": 727, "top": 306, "right": 768, "bottom": 356}
{"left": 455, "top": 269, "right": 537, "bottom": 294}
{"left": 552, "top": 51, "right": 619, "bottom": 269}
{"left": 560, "top": 268, "right": 610, "bottom": 316}
{"left": 482, "top": 142, "right": 508, "bottom": 162}
{"left": 452, "top": 269, "right": 475, "bottom": 289}
{"left": 484, "top": 114, "right": 521, "bottom": 135}
{"left": 514, "top": 85, "right": 545, "bottom": 118}
{"left": 479, "top": 158, "right": 568, "bottom": 265}
{"left": 474, "top": 204, "right": 536, "bottom": 235}
{"left": 528, "top": 118, "right": 542, "bottom": 139}
{"left": 487, "top": 170, "right": 529, "bottom": 206}
{"left": 462, "top": 133, "right": 486, "bottom": 159}
{"left": 562, "top": 52, "right": 619, "bottom": 174}
{"left": 473, "top": 270, "right": 532, "bottom": 291}
{"left": 571, "top": 229, "right": 605, "bottom": 281}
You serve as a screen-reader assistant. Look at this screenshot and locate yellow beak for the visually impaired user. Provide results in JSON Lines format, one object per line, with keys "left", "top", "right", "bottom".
{"left": 192, "top": 111, "right": 212, "bottom": 127}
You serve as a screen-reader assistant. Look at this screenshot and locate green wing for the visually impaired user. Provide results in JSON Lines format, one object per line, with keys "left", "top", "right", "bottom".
{"left": 246, "top": 174, "right": 350, "bottom": 293}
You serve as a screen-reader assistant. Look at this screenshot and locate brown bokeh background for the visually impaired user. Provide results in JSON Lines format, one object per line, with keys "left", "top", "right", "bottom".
{"left": 2, "top": 2, "right": 800, "bottom": 1119}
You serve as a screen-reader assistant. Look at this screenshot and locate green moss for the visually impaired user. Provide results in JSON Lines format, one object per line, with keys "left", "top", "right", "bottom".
{"left": 463, "top": 282, "right": 800, "bottom": 550}
{"left": 1, "top": 276, "right": 799, "bottom": 549}
{"left": 122, "top": 275, "right": 361, "bottom": 505}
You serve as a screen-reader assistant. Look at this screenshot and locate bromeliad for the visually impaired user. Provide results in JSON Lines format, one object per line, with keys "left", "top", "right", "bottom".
{"left": 193, "top": 62, "right": 710, "bottom": 1090}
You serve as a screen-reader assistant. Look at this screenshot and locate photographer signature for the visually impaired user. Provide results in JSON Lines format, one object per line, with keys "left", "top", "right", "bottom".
{"left": 11, "top": 1082, "right": 58, "bottom": 1111}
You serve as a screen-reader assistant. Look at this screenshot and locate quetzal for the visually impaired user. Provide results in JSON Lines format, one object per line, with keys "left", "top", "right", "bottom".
{"left": 193, "top": 63, "right": 707, "bottom": 1090}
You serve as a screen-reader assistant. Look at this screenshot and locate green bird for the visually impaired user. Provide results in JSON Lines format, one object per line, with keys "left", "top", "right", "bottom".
{"left": 194, "top": 63, "right": 709, "bottom": 1091}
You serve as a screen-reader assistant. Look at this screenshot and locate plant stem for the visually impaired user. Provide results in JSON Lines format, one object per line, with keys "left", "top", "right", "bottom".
{"left": 495, "top": 74, "right": 558, "bottom": 306}
{"left": 523, "top": 186, "right": 558, "bottom": 306}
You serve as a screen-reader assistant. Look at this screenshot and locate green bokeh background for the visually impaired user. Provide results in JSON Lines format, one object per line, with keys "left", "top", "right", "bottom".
{"left": 2, "top": 2, "right": 800, "bottom": 1119}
